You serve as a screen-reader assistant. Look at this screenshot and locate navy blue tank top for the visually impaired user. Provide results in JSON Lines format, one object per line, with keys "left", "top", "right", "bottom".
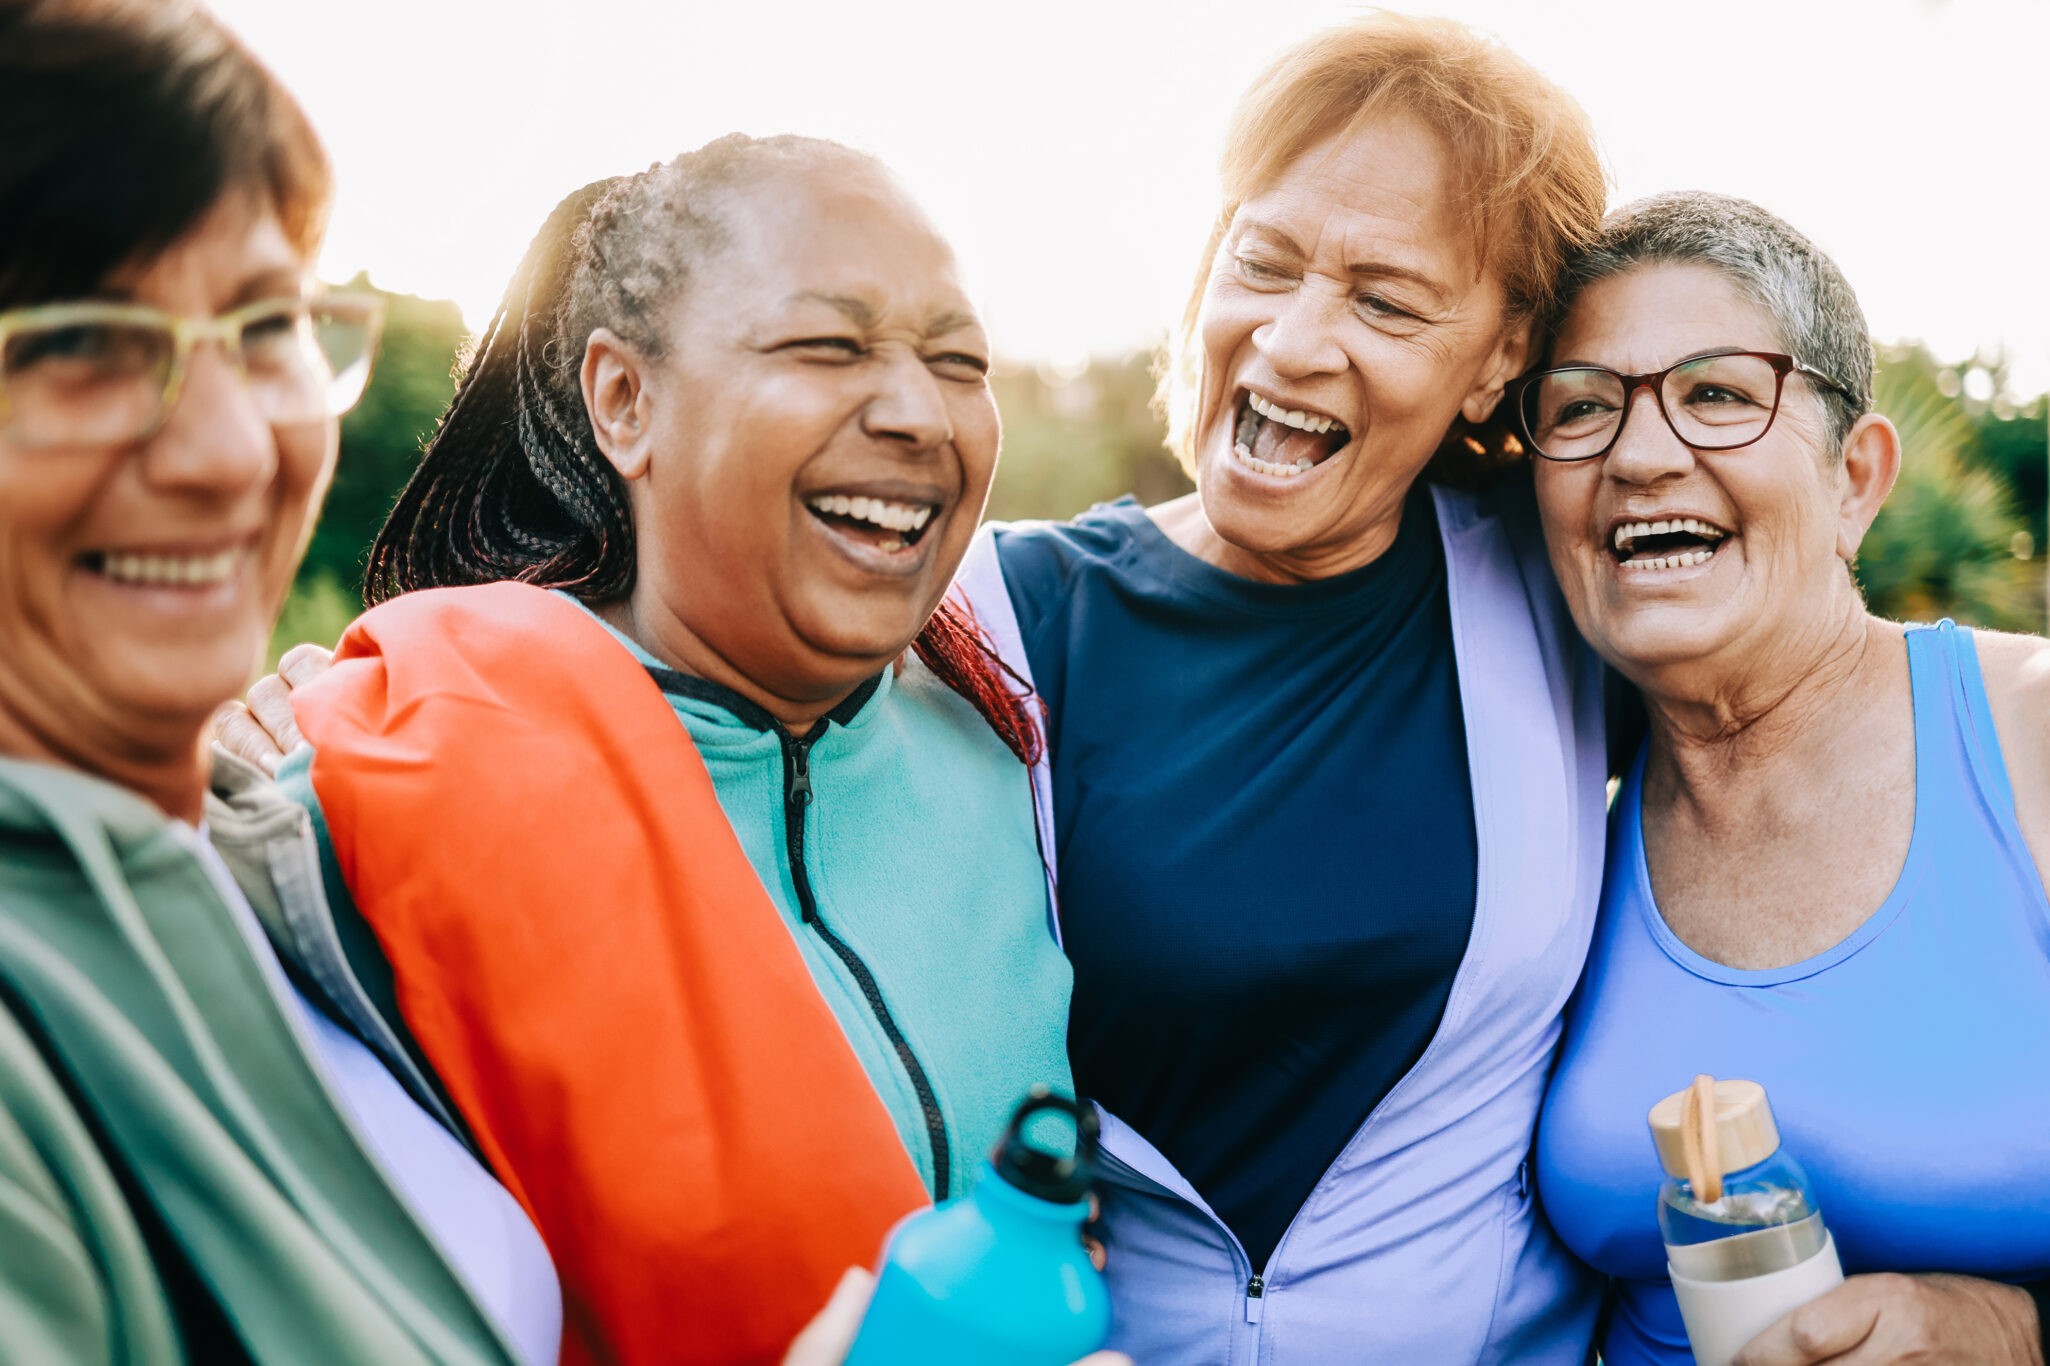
{"left": 1537, "top": 622, "right": 2050, "bottom": 1365}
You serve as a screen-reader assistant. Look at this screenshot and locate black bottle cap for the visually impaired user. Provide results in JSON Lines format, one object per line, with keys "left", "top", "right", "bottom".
{"left": 991, "top": 1086, "right": 1100, "bottom": 1206}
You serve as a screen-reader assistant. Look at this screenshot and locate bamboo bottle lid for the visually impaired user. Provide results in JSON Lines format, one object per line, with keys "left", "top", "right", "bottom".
{"left": 1648, "top": 1077, "right": 1780, "bottom": 1201}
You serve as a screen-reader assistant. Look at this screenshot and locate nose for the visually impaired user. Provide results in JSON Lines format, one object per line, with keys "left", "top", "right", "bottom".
{"left": 1602, "top": 384, "right": 1696, "bottom": 486}
{"left": 141, "top": 342, "right": 278, "bottom": 497}
{"left": 861, "top": 347, "right": 953, "bottom": 455}
{"left": 1252, "top": 282, "right": 1348, "bottom": 380}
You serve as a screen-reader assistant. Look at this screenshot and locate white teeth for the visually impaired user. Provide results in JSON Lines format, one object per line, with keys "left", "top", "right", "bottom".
{"left": 97, "top": 548, "right": 243, "bottom": 587}
{"left": 808, "top": 494, "right": 937, "bottom": 538}
{"left": 1610, "top": 518, "right": 1729, "bottom": 553}
{"left": 1246, "top": 392, "right": 1342, "bottom": 437}
{"left": 1234, "top": 442, "right": 1318, "bottom": 479}
{"left": 1618, "top": 548, "right": 1717, "bottom": 572}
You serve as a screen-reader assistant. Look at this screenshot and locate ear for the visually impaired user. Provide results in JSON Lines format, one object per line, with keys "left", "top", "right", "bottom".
{"left": 1461, "top": 315, "right": 1535, "bottom": 425}
{"left": 582, "top": 327, "right": 655, "bottom": 481}
{"left": 1833, "top": 412, "right": 1901, "bottom": 560}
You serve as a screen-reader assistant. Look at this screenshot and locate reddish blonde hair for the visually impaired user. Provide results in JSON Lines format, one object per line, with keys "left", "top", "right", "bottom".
{"left": 1160, "top": 12, "right": 1608, "bottom": 471}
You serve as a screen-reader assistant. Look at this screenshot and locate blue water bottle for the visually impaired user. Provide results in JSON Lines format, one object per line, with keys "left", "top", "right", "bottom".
{"left": 843, "top": 1088, "right": 1111, "bottom": 1366}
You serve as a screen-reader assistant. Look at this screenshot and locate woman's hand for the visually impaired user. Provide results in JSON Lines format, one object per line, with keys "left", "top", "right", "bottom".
{"left": 212, "top": 643, "right": 333, "bottom": 773}
{"left": 780, "top": 1267, "right": 1131, "bottom": 1366}
{"left": 1734, "top": 1273, "right": 2043, "bottom": 1365}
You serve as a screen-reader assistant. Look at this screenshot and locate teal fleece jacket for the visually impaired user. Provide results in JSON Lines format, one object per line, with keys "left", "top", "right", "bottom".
{"left": 284, "top": 603, "right": 1074, "bottom": 1201}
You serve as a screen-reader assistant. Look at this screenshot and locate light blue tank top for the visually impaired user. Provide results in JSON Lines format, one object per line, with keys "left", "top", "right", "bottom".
{"left": 1537, "top": 622, "right": 2050, "bottom": 1366}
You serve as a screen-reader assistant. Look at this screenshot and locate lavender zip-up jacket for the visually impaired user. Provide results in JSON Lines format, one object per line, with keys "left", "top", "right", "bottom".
{"left": 950, "top": 476, "right": 1609, "bottom": 1365}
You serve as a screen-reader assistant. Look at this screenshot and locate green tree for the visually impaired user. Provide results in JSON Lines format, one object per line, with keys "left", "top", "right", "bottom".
{"left": 1856, "top": 345, "right": 2041, "bottom": 630}
{"left": 985, "top": 353, "right": 1189, "bottom": 522}
{"left": 273, "top": 276, "right": 467, "bottom": 662}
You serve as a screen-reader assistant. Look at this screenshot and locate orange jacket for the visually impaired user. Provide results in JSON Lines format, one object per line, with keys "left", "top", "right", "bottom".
{"left": 293, "top": 583, "right": 927, "bottom": 1366}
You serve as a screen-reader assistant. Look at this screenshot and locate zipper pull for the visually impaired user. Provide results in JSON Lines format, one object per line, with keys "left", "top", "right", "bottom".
{"left": 787, "top": 741, "right": 812, "bottom": 807}
{"left": 1244, "top": 1273, "right": 1265, "bottom": 1325}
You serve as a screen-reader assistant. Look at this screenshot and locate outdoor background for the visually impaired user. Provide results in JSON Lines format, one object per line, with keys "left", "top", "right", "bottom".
{"left": 220, "top": 0, "right": 2050, "bottom": 660}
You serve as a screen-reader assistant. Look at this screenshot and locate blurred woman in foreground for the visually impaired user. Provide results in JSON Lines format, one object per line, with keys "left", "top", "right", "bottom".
{"left": 1533, "top": 192, "right": 2050, "bottom": 1366}
{"left": 0, "top": 0, "right": 558, "bottom": 1361}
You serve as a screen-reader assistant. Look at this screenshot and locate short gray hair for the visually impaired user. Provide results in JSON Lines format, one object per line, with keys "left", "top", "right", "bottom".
{"left": 1552, "top": 191, "right": 1874, "bottom": 452}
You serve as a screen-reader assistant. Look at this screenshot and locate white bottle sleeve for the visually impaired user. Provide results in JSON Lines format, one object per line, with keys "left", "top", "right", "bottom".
{"left": 1668, "top": 1232, "right": 1845, "bottom": 1366}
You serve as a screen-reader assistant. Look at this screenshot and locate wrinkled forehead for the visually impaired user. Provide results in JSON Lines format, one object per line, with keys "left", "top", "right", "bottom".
{"left": 1552, "top": 262, "right": 1783, "bottom": 372}
{"left": 708, "top": 161, "right": 982, "bottom": 334}
{"left": 100, "top": 189, "right": 311, "bottom": 314}
{"left": 1231, "top": 114, "right": 1495, "bottom": 295}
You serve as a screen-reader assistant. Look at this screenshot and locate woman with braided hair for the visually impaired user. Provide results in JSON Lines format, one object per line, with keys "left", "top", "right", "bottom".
{"left": 219, "top": 136, "right": 1096, "bottom": 1366}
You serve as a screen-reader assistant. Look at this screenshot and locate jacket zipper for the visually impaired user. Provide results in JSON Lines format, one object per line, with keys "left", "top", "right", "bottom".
{"left": 781, "top": 727, "right": 953, "bottom": 1202}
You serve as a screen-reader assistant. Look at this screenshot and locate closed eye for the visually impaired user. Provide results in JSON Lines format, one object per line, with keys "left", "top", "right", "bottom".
{"left": 928, "top": 351, "right": 989, "bottom": 378}
{"left": 784, "top": 336, "right": 866, "bottom": 360}
{"left": 1235, "top": 255, "right": 1293, "bottom": 284}
{"left": 1358, "top": 293, "right": 1420, "bottom": 322}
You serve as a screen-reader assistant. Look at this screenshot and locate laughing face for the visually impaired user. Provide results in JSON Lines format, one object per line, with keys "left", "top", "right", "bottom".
{"left": 585, "top": 158, "right": 998, "bottom": 716}
{"left": 0, "top": 192, "right": 334, "bottom": 802}
{"left": 1532, "top": 263, "right": 1878, "bottom": 686}
{"left": 1187, "top": 114, "right": 1531, "bottom": 579}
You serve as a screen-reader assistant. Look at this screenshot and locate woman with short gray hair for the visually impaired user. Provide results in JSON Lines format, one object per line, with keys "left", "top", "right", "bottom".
{"left": 1532, "top": 191, "right": 2050, "bottom": 1366}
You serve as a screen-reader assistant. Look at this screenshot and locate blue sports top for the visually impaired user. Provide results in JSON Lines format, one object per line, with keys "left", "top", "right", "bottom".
{"left": 1538, "top": 621, "right": 2050, "bottom": 1365}
{"left": 994, "top": 485, "right": 1478, "bottom": 1272}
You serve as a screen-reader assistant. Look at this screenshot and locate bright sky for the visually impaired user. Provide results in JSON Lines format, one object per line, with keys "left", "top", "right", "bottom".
{"left": 211, "top": 0, "right": 2050, "bottom": 396}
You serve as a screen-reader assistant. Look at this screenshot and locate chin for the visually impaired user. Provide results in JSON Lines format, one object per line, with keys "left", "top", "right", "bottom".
{"left": 1596, "top": 609, "right": 1734, "bottom": 676}
{"left": 98, "top": 636, "right": 265, "bottom": 731}
{"left": 794, "top": 599, "right": 930, "bottom": 673}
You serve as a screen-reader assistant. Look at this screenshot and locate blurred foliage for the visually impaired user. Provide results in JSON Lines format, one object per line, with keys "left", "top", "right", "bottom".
{"left": 1855, "top": 344, "right": 2047, "bottom": 631}
{"left": 272, "top": 278, "right": 2050, "bottom": 654}
{"left": 986, "top": 353, "right": 1189, "bottom": 521}
{"left": 271, "top": 275, "right": 465, "bottom": 659}
{"left": 267, "top": 570, "right": 359, "bottom": 670}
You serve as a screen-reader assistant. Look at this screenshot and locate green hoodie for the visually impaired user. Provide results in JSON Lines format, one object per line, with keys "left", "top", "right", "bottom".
{"left": 0, "top": 753, "right": 523, "bottom": 1366}
{"left": 285, "top": 602, "right": 1075, "bottom": 1202}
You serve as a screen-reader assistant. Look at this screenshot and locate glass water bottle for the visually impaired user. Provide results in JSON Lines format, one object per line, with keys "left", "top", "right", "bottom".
{"left": 1650, "top": 1077, "right": 1843, "bottom": 1366}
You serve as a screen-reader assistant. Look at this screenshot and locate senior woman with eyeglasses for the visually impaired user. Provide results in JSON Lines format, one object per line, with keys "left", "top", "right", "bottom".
{"left": 949, "top": 14, "right": 1613, "bottom": 1363}
{"left": 0, "top": 2, "right": 564, "bottom": 1361}
{"left": 1534, "top": 192, "right": 2050, "bottom": 1366}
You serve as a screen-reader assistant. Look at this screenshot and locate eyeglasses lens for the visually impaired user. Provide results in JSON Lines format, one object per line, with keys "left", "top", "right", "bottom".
{"left": 2, "top": 298, "right": 379, "bottom": 447}
{"left": 238, "top": 301, "right": 376, "bottom": 426}
{"left": 2, "top": 320, "right": 173, "bottom": 447}
{"left": 1525, "top": 353, "right": 1782, "bottom": 460}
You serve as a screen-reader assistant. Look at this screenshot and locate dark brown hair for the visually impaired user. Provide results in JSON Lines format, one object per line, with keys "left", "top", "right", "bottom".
{"left": 0, "top": 0, "right": 331, "bottom": 309}
{"left": 369, "top": 137, "right": 1044, "bottom": 765}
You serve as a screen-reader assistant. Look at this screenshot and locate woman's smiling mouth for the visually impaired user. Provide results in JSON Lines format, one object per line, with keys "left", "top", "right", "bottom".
{"left": 803, "top": 488, "right": 943, "bottom": 569}
{"left": 1232, "top": 389, "right": 1351, "bottom": 479}
{"left": 78, "top": 545, "right": 251, "bottom": 588}
{"left": 1608, "top": 516, "right": 1730, "bottom": 574}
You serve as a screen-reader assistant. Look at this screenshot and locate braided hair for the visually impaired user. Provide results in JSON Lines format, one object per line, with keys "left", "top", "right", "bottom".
{"left": 366, "top": 134, "right": 1042, "bottom": 766}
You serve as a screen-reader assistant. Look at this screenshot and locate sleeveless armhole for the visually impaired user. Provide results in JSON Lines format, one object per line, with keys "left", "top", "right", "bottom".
{"left": 1934, "top": 621, "right": 2020, "bottom": 816}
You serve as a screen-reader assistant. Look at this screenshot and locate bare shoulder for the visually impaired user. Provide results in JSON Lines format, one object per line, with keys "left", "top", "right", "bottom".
{"left": 1971, "top": 627, "right": 2050, "bottom": 736}
{"left": 1969, "top": 627, "right": 2050, "bottom": 871}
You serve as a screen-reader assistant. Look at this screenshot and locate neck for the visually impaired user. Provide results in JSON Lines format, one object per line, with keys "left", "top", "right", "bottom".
{"left": 595, "top": 593, "right": 857, "bottom": 737}
{"left": 0, "top": 699, "right": 211, "bottom": 824}
{"left": 1150, "top": 491, "right": 1405, "bottom": 584}
{"left": 1637, "top": 589, "right": 1898, "bottom": 808}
